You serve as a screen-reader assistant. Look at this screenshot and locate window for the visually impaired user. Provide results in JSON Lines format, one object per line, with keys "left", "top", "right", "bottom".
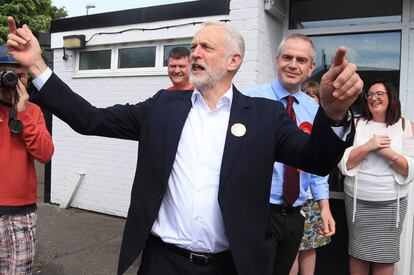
{"left": 310, "top": 32, "right": 401, "bottom": 80}
{"left": 308, "top": 32, "right": 401, "bottom": 116}
{"left": 163, "top": 44, "right": 191, "bottom": 66}
{"left": 118, "top": 46, "right": 156, "bottom": 68}
{"left": 75, "top": 40, "right": 191, "bottom": 76}
{"left": 79, "top": 50, "right": 111, "bottom": 70}
{"left": 289, "top": 0, "right": 402, "bottom": 29}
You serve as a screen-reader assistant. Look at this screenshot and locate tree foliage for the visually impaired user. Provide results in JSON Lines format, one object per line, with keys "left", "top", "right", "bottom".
{"left": 0, "top": 0, "right": 68, "bottom": 44}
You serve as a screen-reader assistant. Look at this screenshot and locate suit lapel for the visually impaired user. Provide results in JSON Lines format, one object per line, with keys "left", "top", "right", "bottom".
{"left": 219, "top": 87, "right": 251, "bottom": 187}
{"left": 163, "top": 92, "right": 192, "bottom": 183}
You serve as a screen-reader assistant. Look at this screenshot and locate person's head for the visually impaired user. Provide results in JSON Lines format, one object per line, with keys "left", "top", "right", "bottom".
{"left": 0, "top": 45, "right": 28, "bottom": 106}
{"left": 301, "top": 81, "right": 320, "bottom": 103}
{"left": 361, "top": 80, "right": 401, "bottom": 126}
{"left": 276, "top": 33, "right": 316, "bottom": 93}
{"left": 167, "top": 47, "right": 191, "bottom": 89}
{"left": 190, "top": 22, "right": 245, "bottom": 92}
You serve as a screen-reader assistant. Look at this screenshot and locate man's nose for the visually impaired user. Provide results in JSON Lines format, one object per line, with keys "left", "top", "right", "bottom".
{"left": 288, "top": 58, "right": 298, "bottom": 68}
{"left": 191, "top": 46, "right": 201, "bottom": 59}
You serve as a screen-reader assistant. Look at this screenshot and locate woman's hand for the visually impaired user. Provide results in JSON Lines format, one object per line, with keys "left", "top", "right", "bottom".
{"left": 365, "top": 134, "right": 391, "bottom": 151}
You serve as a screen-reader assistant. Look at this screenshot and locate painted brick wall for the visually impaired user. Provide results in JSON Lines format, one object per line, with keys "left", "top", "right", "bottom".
{"left": 230, "top": 0, "right": 284, "bottom": 90}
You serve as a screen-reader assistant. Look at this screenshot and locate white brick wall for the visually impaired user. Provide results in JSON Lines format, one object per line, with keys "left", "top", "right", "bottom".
{"left": 230, "top": 0, "right": 284, "bottom": 90}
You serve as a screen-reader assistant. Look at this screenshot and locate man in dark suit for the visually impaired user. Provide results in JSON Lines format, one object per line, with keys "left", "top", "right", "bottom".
{"left": 7, "top": 17, "right": 362, "bottom": 275}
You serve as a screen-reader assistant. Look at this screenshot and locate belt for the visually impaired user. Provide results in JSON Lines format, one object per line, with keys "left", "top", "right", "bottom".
{"left": 271, "top": 203, "right": 302, "bottom": 216}
{"left": 148, "top": 234, "right": 231, "bottom": 265}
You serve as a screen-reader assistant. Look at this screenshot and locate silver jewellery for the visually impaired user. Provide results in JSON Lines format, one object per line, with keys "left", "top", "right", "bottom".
{"left": 388, "top": 154, "right": 399, "bottom": 165}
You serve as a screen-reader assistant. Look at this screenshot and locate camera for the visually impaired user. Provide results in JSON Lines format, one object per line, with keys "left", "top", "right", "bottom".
{"left": 0, "top": 70, "right": 18, "bottom": 87}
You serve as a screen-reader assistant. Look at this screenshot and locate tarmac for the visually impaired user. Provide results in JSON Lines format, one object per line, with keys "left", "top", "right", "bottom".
{"left": 34, "top": 183, "right": 140, "bottom": 275}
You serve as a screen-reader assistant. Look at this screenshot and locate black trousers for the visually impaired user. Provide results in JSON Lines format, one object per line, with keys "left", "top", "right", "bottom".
{"left": 138, "top": 235, "right": 237, "bottom": 275}
{"left": 271, "top": 204, "right": 305, "bottom": 275}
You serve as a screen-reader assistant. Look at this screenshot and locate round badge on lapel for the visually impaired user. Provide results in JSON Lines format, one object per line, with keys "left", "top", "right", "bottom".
{"left": 231, "top": 123, "right": 246, "bottom": 137}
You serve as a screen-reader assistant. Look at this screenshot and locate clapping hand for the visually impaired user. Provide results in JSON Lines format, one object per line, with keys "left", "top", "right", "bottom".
{"left": 365, "top": 134, "right": 391, "bottom": 152}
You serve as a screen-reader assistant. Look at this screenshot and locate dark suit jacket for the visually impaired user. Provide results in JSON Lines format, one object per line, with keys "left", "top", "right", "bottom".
{"left": 31, "top": 73, "right": 354, "bottom": 275}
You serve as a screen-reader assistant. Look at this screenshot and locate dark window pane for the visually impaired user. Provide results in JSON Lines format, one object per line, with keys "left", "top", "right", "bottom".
{"left": 290, "top": 0, "right": 402, "bottom": 29}
{"left": 308, "top": 32, "right": 401, "bottom": 116}
{"left": 79, "top": 50, "right": 111, "bottom": 70}
{"left": 118, "top": 47, "right": 156, "bottom": 68}
{"left": 163, "top": 44, "right": 191, "bottom": 66}
{"left": 311, "top": 32, "right": 400, "bottom": 74}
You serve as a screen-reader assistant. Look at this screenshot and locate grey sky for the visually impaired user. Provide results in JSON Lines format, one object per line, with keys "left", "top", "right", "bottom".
{"left": 52, "top": 0, "right": 196, "bottom": 17}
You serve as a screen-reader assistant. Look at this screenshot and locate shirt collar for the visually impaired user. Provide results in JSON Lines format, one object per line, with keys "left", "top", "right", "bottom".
{"left": 271, "top": 77, "right": 306, "bottom": 105}
{"left": 191, "top": 85, "right": 233, "bottom": 110}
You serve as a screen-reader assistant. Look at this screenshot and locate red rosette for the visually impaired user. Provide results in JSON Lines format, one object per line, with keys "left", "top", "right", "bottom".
{"left": 299, "top": 121, "right": 313, "bottom": 134}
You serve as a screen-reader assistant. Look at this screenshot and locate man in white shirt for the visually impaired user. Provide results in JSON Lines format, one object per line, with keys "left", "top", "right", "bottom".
{"left": 7, "top": 18, "right": 362, "bottom": 275}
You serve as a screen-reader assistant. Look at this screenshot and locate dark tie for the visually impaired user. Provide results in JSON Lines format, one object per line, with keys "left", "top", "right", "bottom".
{"left": 283, "top": 96, "right": 300, "bottom": 206}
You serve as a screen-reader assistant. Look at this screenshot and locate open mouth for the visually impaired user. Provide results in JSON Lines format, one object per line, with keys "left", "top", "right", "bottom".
{"left": 192, "top": 64, "right": 205, "bottom": 71}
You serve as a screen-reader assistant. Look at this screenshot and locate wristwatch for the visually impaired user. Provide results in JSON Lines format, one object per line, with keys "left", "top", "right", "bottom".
{"left": 327, "top": 110, "right": 352, "bottom": 127}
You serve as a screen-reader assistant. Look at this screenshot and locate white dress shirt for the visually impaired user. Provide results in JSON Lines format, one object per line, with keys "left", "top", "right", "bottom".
{"left": 151, "top": 87, "right": 233, "bottom": 253}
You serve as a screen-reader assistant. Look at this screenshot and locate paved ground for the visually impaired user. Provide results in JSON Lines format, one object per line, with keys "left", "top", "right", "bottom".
{"left": 34, "top": 183, "right": 140, "bottom": 274}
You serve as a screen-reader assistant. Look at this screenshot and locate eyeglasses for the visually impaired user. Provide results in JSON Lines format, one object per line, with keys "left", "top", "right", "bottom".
{"left": 365, "top": 91, "right": 387, "bottom": 99}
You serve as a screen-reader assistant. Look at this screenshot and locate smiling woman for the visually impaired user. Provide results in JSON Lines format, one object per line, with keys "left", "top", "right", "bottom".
{"left": 338, "top": 80, "right": 414, "bottom": 275}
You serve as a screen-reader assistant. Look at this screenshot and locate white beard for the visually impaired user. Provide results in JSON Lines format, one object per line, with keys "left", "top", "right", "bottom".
{"left": 190, "top": 65, "right": 227, "bottom": 92}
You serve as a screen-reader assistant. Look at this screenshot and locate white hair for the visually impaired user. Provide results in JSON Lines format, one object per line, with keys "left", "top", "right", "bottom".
{"left": 202, "top": 21, "right": 245, "bottom": 60}
{"left": 277, "top": 33, "right": 316, "bottom": 63}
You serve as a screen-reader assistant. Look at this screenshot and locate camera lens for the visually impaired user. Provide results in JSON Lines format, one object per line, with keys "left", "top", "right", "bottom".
{"left": 0, "top": 70, "right": 18, "bottom": 87}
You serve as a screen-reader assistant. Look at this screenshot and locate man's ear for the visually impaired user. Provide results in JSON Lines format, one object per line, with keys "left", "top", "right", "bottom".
{"left": 307, "top": 62, "right": 316, "bottom": 77}
{"left": 227, "top": 53, "right": 242, "bottom": 72}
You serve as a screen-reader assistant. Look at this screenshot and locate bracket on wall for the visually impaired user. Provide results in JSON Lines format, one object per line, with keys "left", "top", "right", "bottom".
{"left": 264, "top": 0, "right": 287, "bottom": 22}
{"left": 62, "top": 47, "right": 68, "bottom": 60}
{"left": 62, "top": 35, "right": 86, "bottom": 61}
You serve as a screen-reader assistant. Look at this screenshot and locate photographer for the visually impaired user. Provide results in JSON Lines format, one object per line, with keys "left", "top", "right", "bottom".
{"left": 0, "top": 45, "right": 54, "bottom": 274}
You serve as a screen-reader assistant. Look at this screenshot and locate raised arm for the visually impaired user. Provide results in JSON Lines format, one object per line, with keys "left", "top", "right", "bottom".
{"left": 319, "top": 47, "right": 363, "bottom": 123}
{"left": 7, "top": 16, "right": 47, "bottom": 78}
{"left": 7, "top": 16, "right": 149, "bottom": 141}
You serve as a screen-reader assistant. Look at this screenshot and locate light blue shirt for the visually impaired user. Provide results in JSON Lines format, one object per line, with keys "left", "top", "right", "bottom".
{"left": 243, "top": 78, "right": 329, "bottom": 206}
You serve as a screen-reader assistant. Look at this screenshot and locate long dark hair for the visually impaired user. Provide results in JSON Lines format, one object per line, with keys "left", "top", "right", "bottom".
{"left": 361, "top": 80, "right": 401, "bottom": 127}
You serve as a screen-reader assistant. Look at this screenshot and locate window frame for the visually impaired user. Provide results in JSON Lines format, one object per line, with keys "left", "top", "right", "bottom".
{"left": 288, "top": 0, "right": 403, "bottom": 30}
{"left": 73, "top": 38, "right": 191, "bottom": 78}
{"left": 78, "top": 49, "right": 112, "bottom": 71}
{"left": 162, "top": 42, "right": 192, "bottom": 67}
{"left": 281, "top": 2, "right": 414, "bottom": 274}
{"left": 117, "top": 45, "right": 157, "bottom": 69}
{"left": 282, "top": 1, "right": 407, "bottom": 197}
